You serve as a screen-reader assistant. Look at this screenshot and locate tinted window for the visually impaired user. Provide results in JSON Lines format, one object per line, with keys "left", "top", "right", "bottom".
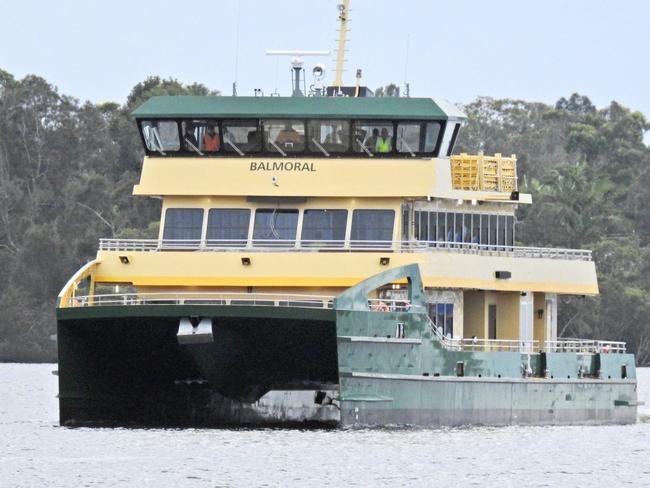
{"left": 446, "top": 123, "right": 461, "bottom": 156}
{"left": 471, "top": 214, "right": 481, "bottom": 244}
{"left": 396, "top": 123, "right": 421, "bottom": 154}
{"left": 253, "top": 209, "right": 298, "bottom": 247}
{"left": 141, "top": 120, "right": 180, "bottom": 153}
{"left": 429, "top": 212, "right": 437, "bottom": 241}
{"left": 350, "top": 210, "right": 395, "bottom": 246}
{"left": 222, "top": 120, "right": 261, "bottom": 154}
{"left": 206, "top": 209, "right": 250, "bottom": 246}
{"left": 308, "top": 120, "right": 350, "bottom": 154}
{"left": 506, "top": 216, "right": 514, "bottom": 247}
{"left": 301, "top": 209, "right": 347, "bottom": 247}
{"left": 424, "top": 122, "right": 443, "bottom": 153}
{"left": 489, "top": 215, "right": 497, "bottom": 247}
{"left": 181, "top": 120, "right": 220, "bottom": 154}
{"left": 264, "top": 119, "right": 305, "bottom": 154}
{"left": 353, "top": 121, "right": 393, "bottom": 154}
{"left": 163, "top": 208, "right": 203, "bottom": 240}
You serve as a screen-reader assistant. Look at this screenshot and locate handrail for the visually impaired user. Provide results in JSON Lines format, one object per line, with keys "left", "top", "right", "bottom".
{"left": 425, "top": 317, "right": 625, "bottom": 354}
{"left": 64, "top": 292, "right": 335, "bottom": 309}
{"left": 98, "top": 238, "right": 593, "bottom": 261}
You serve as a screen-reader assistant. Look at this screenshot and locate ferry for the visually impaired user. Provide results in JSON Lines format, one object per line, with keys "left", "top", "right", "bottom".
{"left": 55, "top": 3, "right": 637, "bottom": 427}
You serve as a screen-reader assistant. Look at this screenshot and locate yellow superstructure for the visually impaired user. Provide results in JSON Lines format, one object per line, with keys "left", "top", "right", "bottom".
{"left": 58, "top": 95, "right": 599, "bottom": 346}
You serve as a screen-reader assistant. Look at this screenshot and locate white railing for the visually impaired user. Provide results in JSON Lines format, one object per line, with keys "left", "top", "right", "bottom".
{"left": 367, "top": 298, "right": 412, "bottom": 312}
{"left": 544, "top": 339, "right": 626, "bottom": 354}
{"left": 98, "top": 238, "right": 592, "bottom": 261}
{"left": 65, "top": 292, "right": 334, "bottom": 309}
{"left": 426, "top": 318, "right": 625, "bottom": 354}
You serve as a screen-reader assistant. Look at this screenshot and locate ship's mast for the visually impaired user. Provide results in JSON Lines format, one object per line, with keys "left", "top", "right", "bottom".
{"left": 333, "top": 0, "right": 350, "bottom": 89}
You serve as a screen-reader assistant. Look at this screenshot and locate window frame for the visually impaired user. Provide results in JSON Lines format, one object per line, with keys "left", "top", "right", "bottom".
{"left": 137, "top": 117, "right": 448, "bottom": 158}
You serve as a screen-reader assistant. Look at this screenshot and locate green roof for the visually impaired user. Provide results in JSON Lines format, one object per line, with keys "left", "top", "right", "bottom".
{"left": 131, "top": 96, "right": 452, "bottom": 120}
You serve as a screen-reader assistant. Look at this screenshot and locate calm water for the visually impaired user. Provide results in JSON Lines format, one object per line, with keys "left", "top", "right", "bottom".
{"left": 1, "top": 364, "right": 648, "bottom": 488}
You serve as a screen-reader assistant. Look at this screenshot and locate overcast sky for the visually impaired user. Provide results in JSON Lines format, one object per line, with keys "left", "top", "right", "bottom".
{"left": 1, "top": 0, "right": 648, "bottom": 123}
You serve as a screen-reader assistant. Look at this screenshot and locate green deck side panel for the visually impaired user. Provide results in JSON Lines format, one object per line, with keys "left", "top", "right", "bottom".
{"left": 132, "top": 96, "right": 449, "bottom": 120}
{"left": 333, "top": 264, "right": 638, "bottom": 426}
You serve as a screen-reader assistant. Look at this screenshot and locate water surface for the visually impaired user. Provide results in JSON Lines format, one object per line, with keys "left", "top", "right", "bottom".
{"left": 1, "top": 364, "right": 648, "bottom": 487}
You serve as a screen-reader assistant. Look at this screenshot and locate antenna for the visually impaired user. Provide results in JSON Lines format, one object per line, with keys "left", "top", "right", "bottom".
{"left": 403, "top": 34, "right": 410, "bottom": 97}
{"left": 233, "top": 0, "right": 241, "bottom": 96}
{"left": 333, "top": 1, "right": 350, "bottom": 89}
{"left": 266, "top": 50, "right": 329, "bottom": 96}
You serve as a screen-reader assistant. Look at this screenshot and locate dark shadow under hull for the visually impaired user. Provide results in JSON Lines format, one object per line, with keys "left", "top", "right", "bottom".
{"left": 57, "top": 305, "right": 340, "bottom": 427}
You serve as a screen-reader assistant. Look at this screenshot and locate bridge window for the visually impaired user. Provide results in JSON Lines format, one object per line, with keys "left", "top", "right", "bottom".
{"left": 301, "top": 209, "right": 347, "bottom": 247}
{"left": 446, "top": 123, "right": 461, "bottom": 156}
{"left": 222, "top": 120, "right": 261, "bottom": 155}
{"left": 252, "top": 209, "right": 299, "bottom": 247}
{"left": 353, "top": 121, "right": 393, "bottom": 155}
{"left": 308, "top": 120, "right": 350, "bottom": 154}
{"left": 141, "top": 120, "right": 180, "bottom": 153}
{"left": 206, "top": 209, "right": 250, "bottom": 246}
{"left": 351, "top": 210, "right": 395, "bottom": 246}
{"left": 163, "top": 208, "right": 204, "bottom": 240}
{"left": 424, "top": 122, "right": 443, "bottom": 153}
{"left": 181, "top": 120, "right": 220, "bottom": 154}
{"left": 264, "top": 119, "right": 305, "bottom": 154}
{"left": 396, "top": 123, "right": 421, "bottom": 155}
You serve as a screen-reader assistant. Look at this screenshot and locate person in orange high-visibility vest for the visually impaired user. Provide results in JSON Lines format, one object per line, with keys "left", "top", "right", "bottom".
{"left": 203, "top": 126, "right": 220, "bottom": 152}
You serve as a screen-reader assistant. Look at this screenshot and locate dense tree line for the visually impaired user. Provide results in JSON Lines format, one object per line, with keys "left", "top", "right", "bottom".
{"left": 0, "top": 72, "right": 648, "bottom": 364}
{"left": 0, "top": 71, "right": 218, "bottom": 361}
{"left": 457, "top": 95, "right": 650, "bottom": 365}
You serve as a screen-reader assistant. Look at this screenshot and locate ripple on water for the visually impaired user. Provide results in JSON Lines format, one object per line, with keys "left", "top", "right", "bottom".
{"left": 0, "top": 364, "right": 649, "bottom": 487}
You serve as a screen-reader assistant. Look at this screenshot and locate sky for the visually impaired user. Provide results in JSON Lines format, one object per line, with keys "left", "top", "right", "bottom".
{"left": 1, "top": 0, "right": 649, "bottom": 125}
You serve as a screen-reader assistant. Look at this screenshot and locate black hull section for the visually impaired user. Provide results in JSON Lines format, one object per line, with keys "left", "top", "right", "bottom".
{"left": 57, "top": 306, "right": 339, "bottom": 427}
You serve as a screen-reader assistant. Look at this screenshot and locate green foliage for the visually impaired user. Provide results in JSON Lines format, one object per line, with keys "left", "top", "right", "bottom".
{"left": 0, "top": 70, "right": 648, "bottom": 365}
{"left": 374, "top": 83, "right": 401, "bottom": 97}
{"left": 458, "top": 94, "right": 650, "bottom": 365}
{"left": 0, "top": 69, "right": 218, "bottom": 361}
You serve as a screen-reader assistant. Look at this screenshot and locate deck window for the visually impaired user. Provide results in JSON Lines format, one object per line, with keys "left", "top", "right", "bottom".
{"left": 308, "top": 120, "right": 350, "bottom": 154}
{"left": 506, "top": 216, "right": 515, "bottom": 247}
{"left": 412, "top": 211, "right": 515, "bottom": 248}
{"left": 206, "top": 209, "right": 250, "bottom": 246}
{"left": 141, "top": 120, "right": 180, "bottom": 153}
{"left": 350, "top": 210, "right": 395, "bottom": 247}
{"left": 253, "top": 209, "right": 299, "bottom": 247}
{"left": 429, "top": 303, "right": 454, "bottom": 337}
{"left": 222, "top": 120, "right": 261, "bottom": 155}
{"left": 163, "top": 208, "right": 204, "bottom": 241}
{"left": 301, "top": 209, "right": 347, "bottom": 247}
{"left": 353, "top": 121, "right": 393, "bottom": 154}
{"left": 264, "top": 119, "right": 305, "bottom": 154}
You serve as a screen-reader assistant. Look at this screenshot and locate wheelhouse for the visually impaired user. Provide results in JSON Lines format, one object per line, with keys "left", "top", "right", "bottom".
{"left": 133, "top": 96, "right": 462, "bottom": 158}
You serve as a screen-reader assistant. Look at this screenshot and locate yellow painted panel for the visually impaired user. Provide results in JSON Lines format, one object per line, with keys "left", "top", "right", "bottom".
{"left": 92, "top": 249, "right": 598, "bottom": 295}
{"left": 134, "top": 156, "right": 437, "bottom": 197}
{"left": 463, "top": 291, "right": 486, "bottom": 338}
{"left": 496, "top": 292, "right": 520, "bottom": 341}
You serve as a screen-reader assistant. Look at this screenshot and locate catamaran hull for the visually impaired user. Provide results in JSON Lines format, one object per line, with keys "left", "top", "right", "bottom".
{"left": 338, "top": 375, "right": 637, "bottom": 427}
{"left": 56, "top": 305, "right": 340, "bottom": 427}
{"left": 56, "top": 305, "right": 637, "bottom": 428}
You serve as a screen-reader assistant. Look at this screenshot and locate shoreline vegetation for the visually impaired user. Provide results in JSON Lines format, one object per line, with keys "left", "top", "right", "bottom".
{"left": 0, "top": 72, "right": 648, "bottom": 365}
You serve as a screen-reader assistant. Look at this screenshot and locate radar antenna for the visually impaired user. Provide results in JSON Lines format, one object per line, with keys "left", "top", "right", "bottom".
{"left": 265, "top": 50, "right": 330, "bottom": 96}
{"left": 333, "top": 1, "right": 350, "bottom": 89}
